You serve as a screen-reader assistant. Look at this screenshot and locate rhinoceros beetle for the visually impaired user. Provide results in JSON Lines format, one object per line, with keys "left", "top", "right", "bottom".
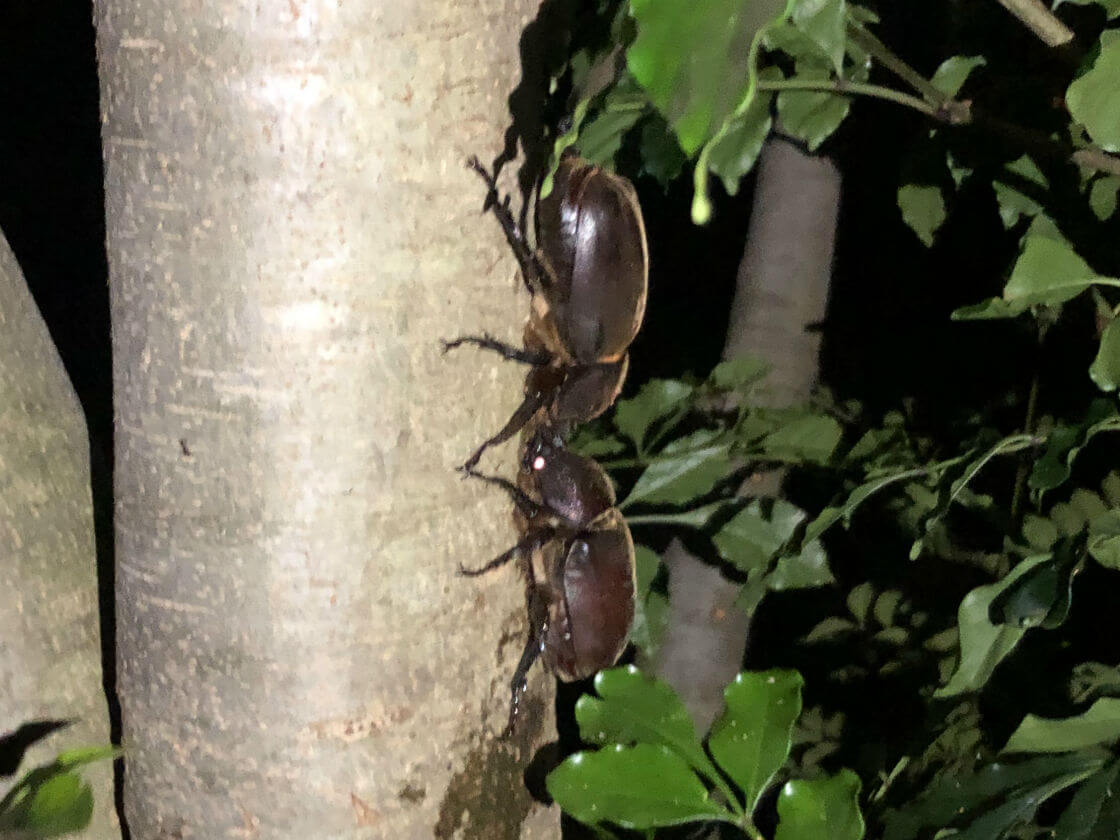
{"left": 444, "top": 155, "right": 648, "bottom": 470}
{"left": 461, "top": 430, "right": 636, "bottom": 735}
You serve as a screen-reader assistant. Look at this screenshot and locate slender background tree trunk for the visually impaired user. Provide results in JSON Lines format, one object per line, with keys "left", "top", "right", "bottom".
{"left": 95, "top": 0, "right": 555, "bottom": 836}
{"left": 0, "top": 233, "right": 118, "bottom": 839}
{"left": 655, "top": 136, "right": 841, "bottom": 733}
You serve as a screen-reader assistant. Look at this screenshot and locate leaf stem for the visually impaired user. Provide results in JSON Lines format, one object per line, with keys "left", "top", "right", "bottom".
{"left": 993, "top": 0, "right": 1074, "bottom": 47}
{"left": 757, "top": 78, "right": 940, "bottom": 117}
{"left": 846, "top": 23, "right": 946, "bottom": 106}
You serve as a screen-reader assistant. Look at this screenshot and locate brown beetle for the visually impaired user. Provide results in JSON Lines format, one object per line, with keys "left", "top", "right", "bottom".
{"left": 461, "top": 431, "right": 636, "bottom": 734}
{"left": 444, "top": 155, "right": 648, "bottom": 470}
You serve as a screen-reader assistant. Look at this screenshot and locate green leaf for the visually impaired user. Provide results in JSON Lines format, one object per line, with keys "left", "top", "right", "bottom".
{"left": 777, "top": 67, "right": 851, "bottom": 152}
{"left": 1089, "top": 510, "right": 1120, "bottom": 569}
{"left": 709, "top": 670, "right": 804, "bottom": 812}
{"left": 634, "top": 545, "right": 661, "bottom": 597}
{"left": 1090, "top": 318, "right": 1120, "bottom": 392}
{"left": 714, "top": 500, "right": 805, "bottom": 575}
{"left": 631, "top": 590, "right": 669, "bottom": 659}
{"left": 708, "top": 356, "right": 772, "bottom": 391}
{"left": 1003, "top": 232, "right": 1105, "bottom": 307}
{"left": 989, "top": 554, "right": 1072, "bottom": 630}
{"left": 951, "top": 767, "right": 1101, "bottom": 840}
{"left": 614, "top": 379, "right": 694, "bottom": 451}
{"left": 1029, "top": 424, "right": 1081, "bottom": 492}
{"left": 935, "top": 555, "right": 1053, "bottom": 697}
{"left": 627, "top": 0, "right": 788, "bottom": 155}
{"left": 1053, "top": 759, "right": 1120, "bottom": 839}
{"left": 575, "top": 668, "right": 721, "bottom": 782}
{"left": 1090, "top": 175, "right": 1120, "bottom": 220}
{"left": 993, "top": 157, "right": 1047, "bottom": 228}
{"left": 791, "top": 0, "right": 848, "bottom": 73}
{"left": 546, "top": 744, "right": 732, "bottom": 828}
{"left": 577, "top": 90, "right": 648, "bottom": 165}
{"left": 759, "top": 414, "right": 843, "bottom": 464}
{"left": 707, "top": 86, "right": 775, "bottom": 195}
{"left": 623, "top": 441, "right": 732, "bottom": 506}
{"left": 804, "top": 615, "right": 859, "bottom": 643}
{"left": 1068, "top": 37, "right": 1120, "bottom": 152}
{"left": 897, "top": 184, "right": 946, "bottom": 247}
{"left": 1004, "top": 698, "right": 1120, "bottom": 753}
{"left": 880, "top": 752, "right": 1106, "bottom": 840}
{"left": 930, "top": 55, "right": 986, "bottom": 97}
{"left": 769, "top": 539, "right": 834, "bottom": 589}
{"left": 639, "top": 115, "right": 688, "bottom": 186}
{"left": 17, "top": 772, "right": 94, "bottom": 838}
{"left": 950, "top": 297, "right": 1030, "bottom": 320}
{"left": 775, "top": 770, "right": 865, "bottom": 840}
{"left": 1055, "top": 0, "right": 1120, "bottom": 18}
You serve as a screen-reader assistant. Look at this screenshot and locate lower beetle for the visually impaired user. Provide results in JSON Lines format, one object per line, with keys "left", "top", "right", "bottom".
{"left": 461, "top": 431, "right": 636, "bottom": 734}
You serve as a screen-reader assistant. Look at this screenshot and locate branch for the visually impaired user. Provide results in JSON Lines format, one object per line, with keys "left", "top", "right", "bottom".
{"left": 994, "top": 0, "right": 1074, "bottom": 47}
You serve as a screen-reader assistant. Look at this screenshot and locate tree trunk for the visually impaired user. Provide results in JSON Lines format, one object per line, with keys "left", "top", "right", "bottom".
{"left": 655, "top": 136, "right": 841, "bottom": 733}
{"left": 95, "top": 0, "right": 555, "bottom": 837}
{"left": 0, "top": 232, "right": 118, "bottom": 839}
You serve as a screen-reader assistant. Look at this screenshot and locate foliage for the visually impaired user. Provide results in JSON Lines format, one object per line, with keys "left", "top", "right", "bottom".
{"left": 0, "top": 722, "right": 117, "bottom": 839}
{"left": 540, "top": 0, "right": 1120, "bottom": 837}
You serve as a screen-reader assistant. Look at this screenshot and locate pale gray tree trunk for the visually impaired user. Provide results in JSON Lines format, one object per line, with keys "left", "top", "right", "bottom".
{"left": 95, "top": 0, "right": 555, "bottom": 837}
{"left": 0, "top": 233, "right": 119, "bottom": 839}
{"left": 655, "top": 136, "right": 841, "bottom": 733}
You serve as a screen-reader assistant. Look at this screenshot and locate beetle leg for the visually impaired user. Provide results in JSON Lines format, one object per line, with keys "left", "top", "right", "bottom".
{"left": 459, "top": 468, "right": 542, "bottom": 520}
{"left": 503, "top": 581, "right": 551, "bottom": 738}
{"left": 465, "top": 155, "right": 557, "bottom": 297}
{"left": 457, "top": 526, "right": 555, "bottom": 577}
{"left": 440, "top": 333, "right": 551, "bottom": 366}
{"left": 460, "top": 387, "right": 550, "bottom": 472}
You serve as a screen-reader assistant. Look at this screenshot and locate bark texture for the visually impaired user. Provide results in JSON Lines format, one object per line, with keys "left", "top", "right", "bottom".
{"left": 655, "top": 136, "right": 841, "bottom": 733}
{"left": 0, "top": 233, "right": 118, "bottom": 838}
{"left": 95, "top": 0, "right": 555, "bottom": 837}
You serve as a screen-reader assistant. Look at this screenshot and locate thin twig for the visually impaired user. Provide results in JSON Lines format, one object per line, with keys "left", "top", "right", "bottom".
{"left": 846, "top": 23, "right": 947, "bottom": 106}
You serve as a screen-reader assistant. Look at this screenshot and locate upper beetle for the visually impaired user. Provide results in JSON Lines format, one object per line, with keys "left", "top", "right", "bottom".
{"left": 460, "top": 430, "right": 636, "bottom": 734}
{"left": 444, "top": 154, "right": 649, "bottom": 469}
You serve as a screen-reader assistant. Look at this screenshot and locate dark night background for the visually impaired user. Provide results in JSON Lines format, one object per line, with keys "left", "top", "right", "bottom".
{"left": 2, "top": 0, "right": 1117, "bottom": 836}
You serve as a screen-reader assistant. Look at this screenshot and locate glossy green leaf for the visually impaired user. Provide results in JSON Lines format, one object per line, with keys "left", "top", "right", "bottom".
{"left": 614, "top": 379, "right": 693, "bottom": 451}
{"left": 930, "top": 55, "right": 986, "bottom": 97}
{"left": 881, "top": 752, "right": 1105, "bottom": 840}
{"left": 989, "top": 554, "right": 1072, "bottom": 630}
{"left": 627, "top": 0, "right": 787, "bottom": 155}
{"left": 791, "top": 0, "right": 847, "bottom": 73}
{"left": 624, "top": 442, "right": 732, "bottom": 506}
{"left": 897, "top": 184, "right": 946, "bottom": 247}
{"left": 546, "top": 744, "right": 732, "bottom": 828}
{"left": 1053, "top": 759, "right": 1120, "bottom": 839}
{"left": 1090, "top": 175, "right": 1120, "bottom": 220}
{"left": 575, "top": 667, "right": 721, "bottom": 783}
{"left": 777, "top": 67, "right": 851, "bottom": 151}
{"left": 1068, "top": 37, "right": 1120, "bottom": 152}
{"left": 775, "top": 770, "right": 864, "bottom": 840}
{"left": 1004, "top": 698, "right": 1120, "bottom": 753}
{"left": 936, "top": 555, "right": 1053, "bottom": 697}
{"left": 709, "top": 670, "right": 804, "bottom": 811}
{"left": 1003, "top": 233, "right": 1105, "bottom": 307}
{"left": 759, "top": 414, "right": 842, "bottom": 464}
{"left": 1090, "top": 318, "right": 1120, "bottom": 391}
